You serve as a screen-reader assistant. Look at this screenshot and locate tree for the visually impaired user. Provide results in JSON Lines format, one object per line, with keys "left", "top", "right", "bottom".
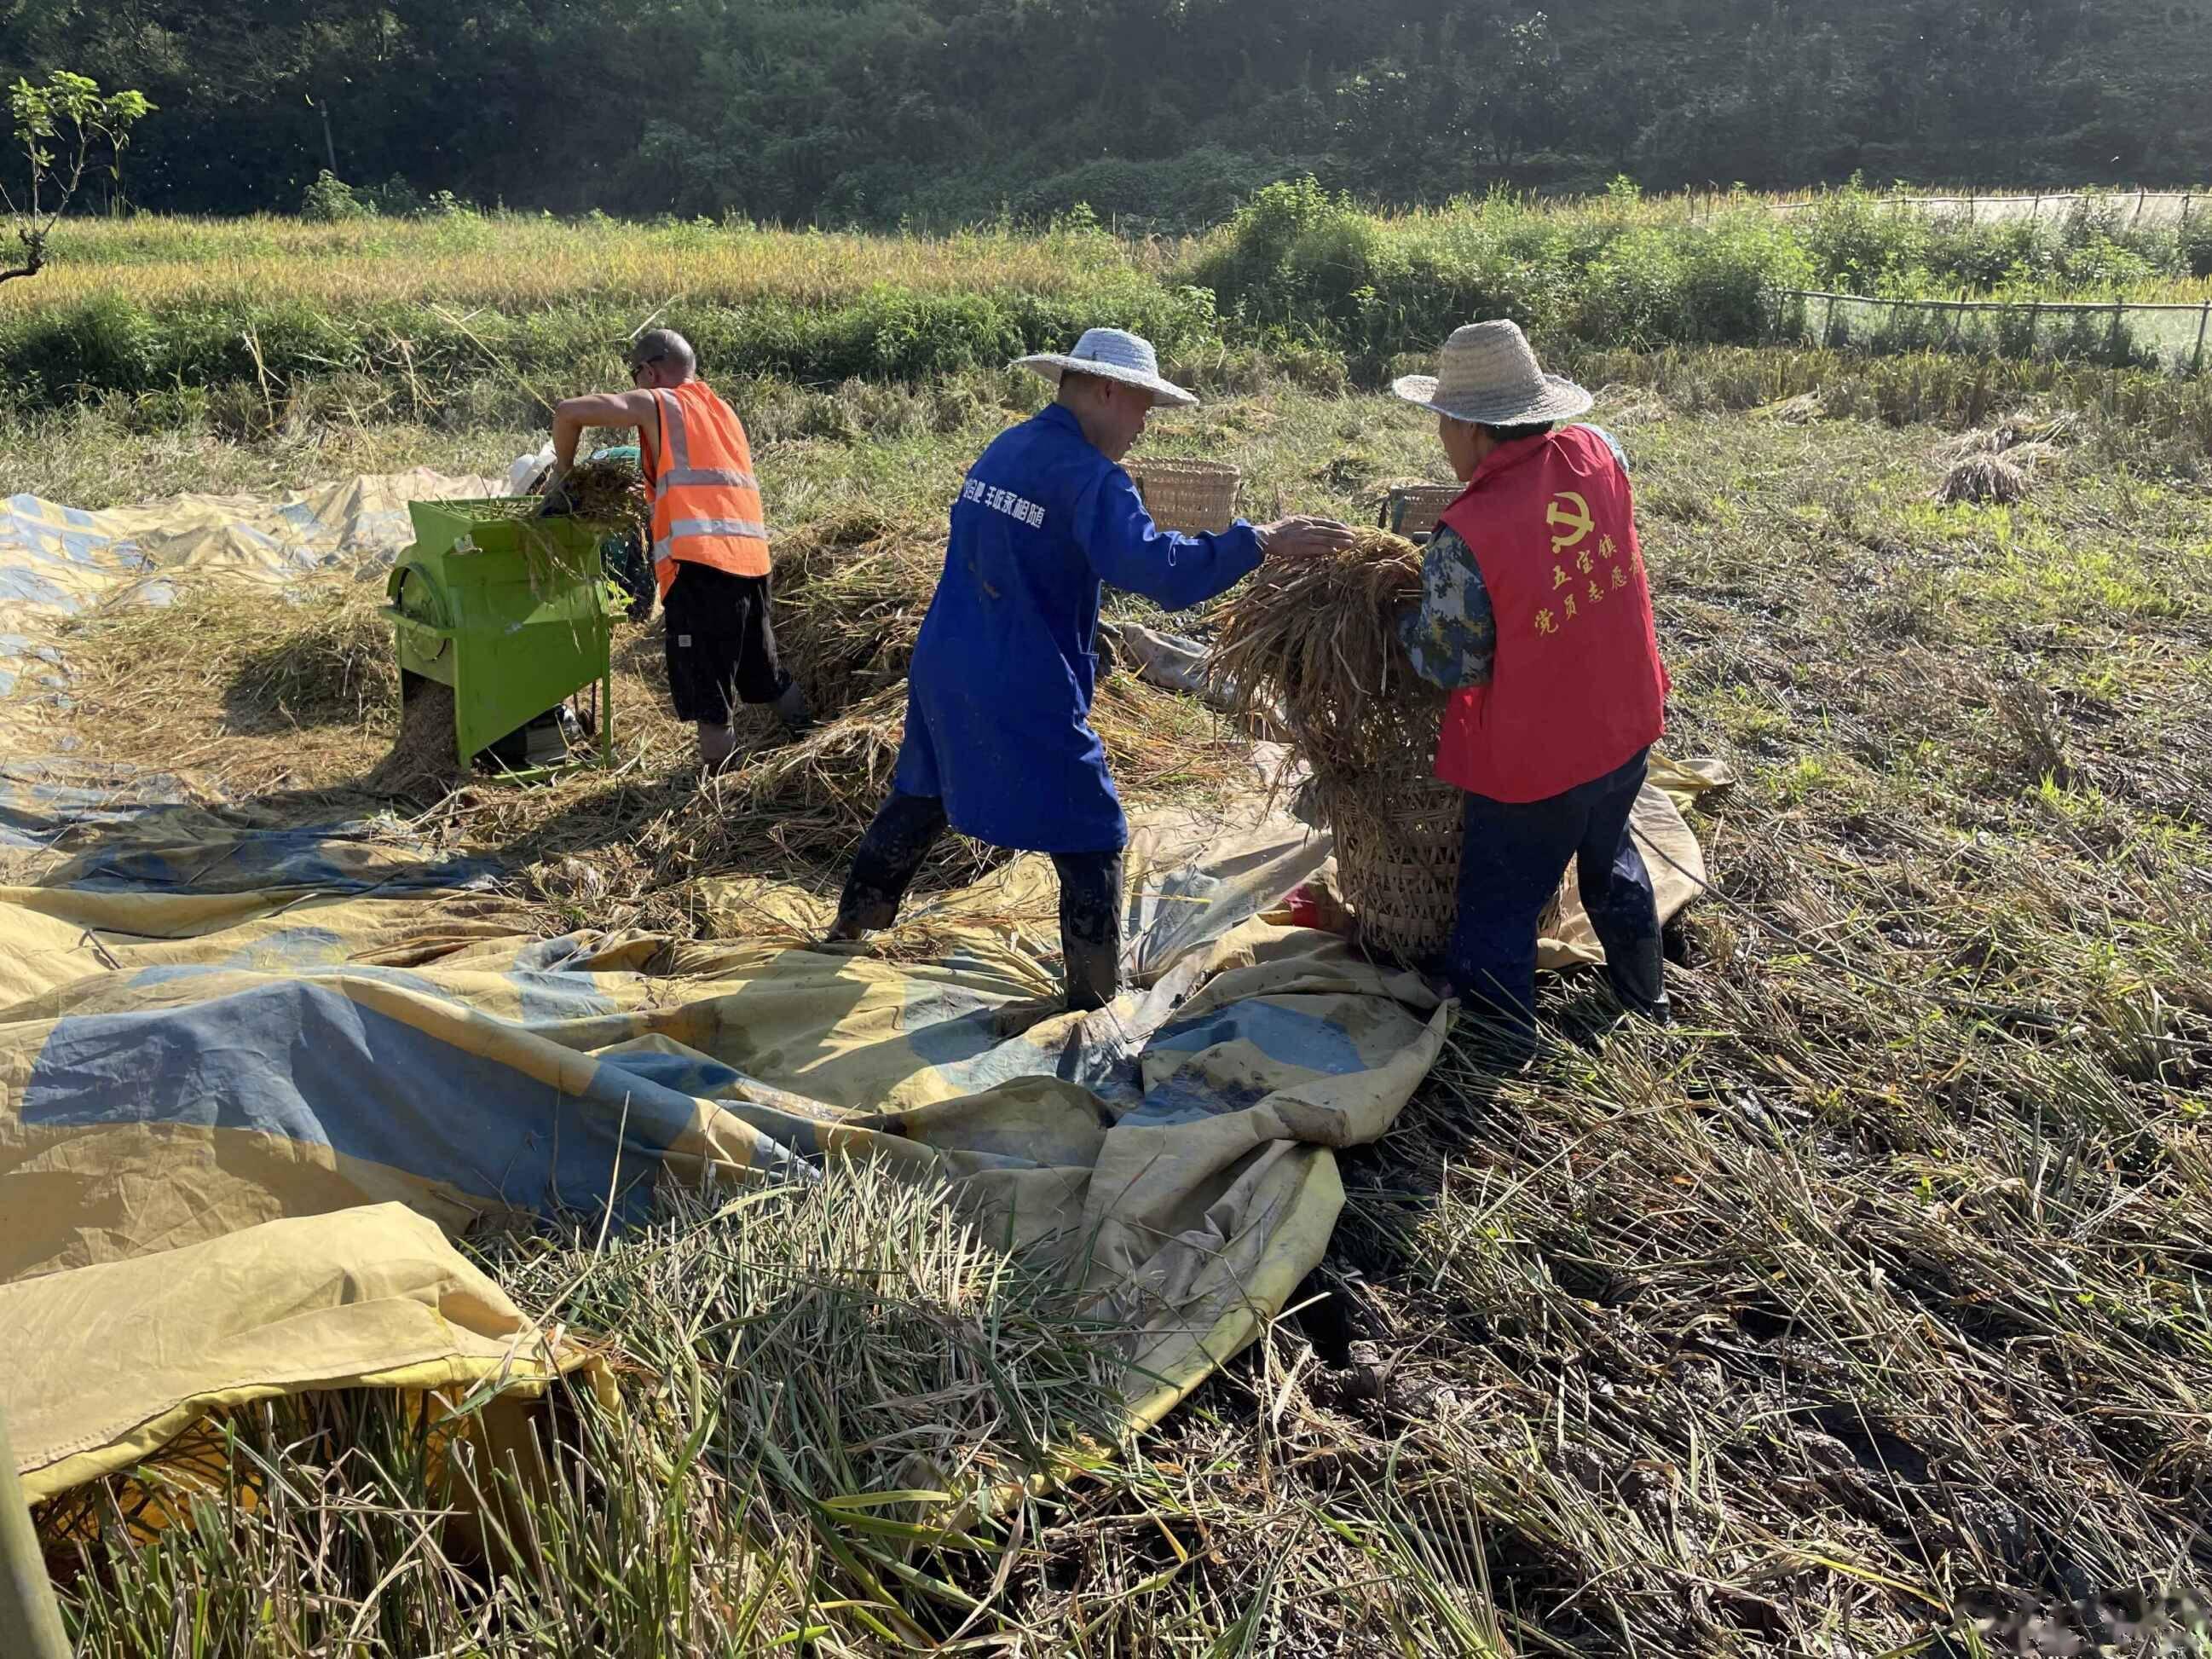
{"left": 3, "top": 70, "right": 152, "bottom": 283}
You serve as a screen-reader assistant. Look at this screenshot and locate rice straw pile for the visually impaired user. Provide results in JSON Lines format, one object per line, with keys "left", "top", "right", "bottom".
{"left": 1934, "top": 452, "right": 2032, "bottom": 506}
{"left": 769, "top": 509, "right": 944, "bottom": 714}
{"left": 1934, "top": 408, "right": 2070, "bottom": 506}
{"left": 365, "top": 683, "right": 467, "bottom": 800}
{"left": 717, "top": 673, "right": 1250, "bottom": 870}
{"left": 1209, "top": 529, "right": 1470, "bottom": 962}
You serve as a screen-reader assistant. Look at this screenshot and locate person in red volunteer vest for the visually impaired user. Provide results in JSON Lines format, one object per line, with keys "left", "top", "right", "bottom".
{"left": 1391, "top": 321, "right": 1672, "bottom": 1038}
{"left": 548, "top": 329, "right": 812, "bottom": 770}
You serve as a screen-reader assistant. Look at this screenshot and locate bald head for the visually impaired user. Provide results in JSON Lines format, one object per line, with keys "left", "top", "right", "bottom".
{"left": 627, "top": 328, "right": 696, "bottom": 387}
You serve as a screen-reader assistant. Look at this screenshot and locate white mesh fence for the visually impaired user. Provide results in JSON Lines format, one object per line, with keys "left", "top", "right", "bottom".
{"left": 1777, "top": 290, "right": 2212, "bottom": 374}
{"left": 1768, "top": 190, "right": 2205, "bottom": 231}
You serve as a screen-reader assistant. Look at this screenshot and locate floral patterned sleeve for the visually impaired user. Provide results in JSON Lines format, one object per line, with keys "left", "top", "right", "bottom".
{"left": 1395, "top": 525, "right": 1495, "bottom": 690}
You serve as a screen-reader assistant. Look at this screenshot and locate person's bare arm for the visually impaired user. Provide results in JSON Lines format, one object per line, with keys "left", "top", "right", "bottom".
{"left": 552, "top": 389, "right": 659, "bottom": 474}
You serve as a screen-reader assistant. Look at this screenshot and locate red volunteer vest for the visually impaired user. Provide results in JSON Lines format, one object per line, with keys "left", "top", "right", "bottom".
{"left": 1432, "top": 425, "right": 1668, "bottom": 804}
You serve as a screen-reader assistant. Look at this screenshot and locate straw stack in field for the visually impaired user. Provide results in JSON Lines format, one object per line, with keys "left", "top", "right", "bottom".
{"left": 1934, "top": 452, "right": 2032, "bottom": 506}
{"left": 1209, "top": 529, "right": 1474, "bottom": 965}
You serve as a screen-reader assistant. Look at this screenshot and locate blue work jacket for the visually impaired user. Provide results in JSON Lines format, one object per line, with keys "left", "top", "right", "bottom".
{"left": 893, "top": 403, "right": 1264, "bottom": 853}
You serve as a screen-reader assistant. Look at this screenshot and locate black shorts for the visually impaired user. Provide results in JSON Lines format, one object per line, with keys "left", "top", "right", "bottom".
{"left": 662, "top": 562, "right": 790, "bottom": 724}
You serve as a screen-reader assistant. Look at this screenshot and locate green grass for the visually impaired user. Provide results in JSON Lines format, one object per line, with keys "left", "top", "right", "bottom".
{"left": 17, "top": 364, "right": 2212, "bottom": 1653}
{"left": 7, "top": 182, "right": 2211, "bottom": 420}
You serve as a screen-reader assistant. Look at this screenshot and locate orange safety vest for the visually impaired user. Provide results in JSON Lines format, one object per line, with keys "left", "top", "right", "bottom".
{"left": 641, "top": 380, "right": 771, "bottom": 594}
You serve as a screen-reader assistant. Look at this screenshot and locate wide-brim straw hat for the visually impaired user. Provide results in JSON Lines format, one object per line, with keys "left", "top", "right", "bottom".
{"left": 1013, "top": 327, "right": 1198, "bottom": 409}
{"left": 1392, "top": 320, "right": 1592, "bottom": 425}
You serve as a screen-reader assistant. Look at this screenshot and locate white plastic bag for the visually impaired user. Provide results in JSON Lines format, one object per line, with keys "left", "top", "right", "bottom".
{"left": 506, "top": 442, "right": 555, "bottom": 497}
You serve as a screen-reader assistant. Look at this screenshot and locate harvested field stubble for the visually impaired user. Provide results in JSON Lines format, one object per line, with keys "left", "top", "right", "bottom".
{"left": 23, "top": 384, "right": 2212, "bottom": 1654}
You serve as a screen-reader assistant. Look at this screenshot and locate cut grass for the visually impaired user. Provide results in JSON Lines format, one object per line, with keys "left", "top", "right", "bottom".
{"left": 16, "top": 370, "right": 2212, "bottom": 1653}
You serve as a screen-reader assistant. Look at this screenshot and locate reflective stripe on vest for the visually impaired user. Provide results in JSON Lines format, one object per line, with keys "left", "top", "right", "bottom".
{"left": 1429, "top": 425, "right": 1668, "bottom": 804}
{"left": 646, "top": 383, "right": 771, "bottom": 593}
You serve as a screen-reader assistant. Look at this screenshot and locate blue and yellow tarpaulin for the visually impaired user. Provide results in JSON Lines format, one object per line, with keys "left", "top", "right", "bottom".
{"left": 0, "top": 474, "right": 1719, "bottom": 1506}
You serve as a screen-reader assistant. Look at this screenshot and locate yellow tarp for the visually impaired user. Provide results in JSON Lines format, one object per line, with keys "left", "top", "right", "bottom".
{"left": 0, "top": 470, "right": 499, "bottom": 741}
{"left": 0, "top": 474, "right": 1723, "bottom": 1506}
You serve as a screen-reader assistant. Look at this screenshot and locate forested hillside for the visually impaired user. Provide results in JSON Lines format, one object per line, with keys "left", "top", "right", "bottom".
{"left": 6, "top": 0, "right": 2211, "bottom": 227}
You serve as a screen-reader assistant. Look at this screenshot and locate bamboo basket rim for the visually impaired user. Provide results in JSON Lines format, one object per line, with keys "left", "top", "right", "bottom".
{"left": 1127, "top": 456, "right": 1243, "bottom": 535}
{"left": 1125, "top": 456, "right": 1243, "bottom": 480}
{"left": 1387, "top": 482, "right": 1465, "bottom": 536}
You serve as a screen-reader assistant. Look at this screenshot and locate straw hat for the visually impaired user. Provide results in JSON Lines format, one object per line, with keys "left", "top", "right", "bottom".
{"left": 1392, "top": 321, "right": 1592, "bottom": 426}
{"left": 1013, "top": 327, "right": 1198, "bottom": 409}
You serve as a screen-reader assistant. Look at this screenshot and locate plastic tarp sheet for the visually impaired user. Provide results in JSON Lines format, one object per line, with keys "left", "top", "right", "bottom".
{"left": 0, "top": 470, "right": 498, "bottom": 737}
{"left": 1, "top": 473, "right": 1723, "bottom": 1508}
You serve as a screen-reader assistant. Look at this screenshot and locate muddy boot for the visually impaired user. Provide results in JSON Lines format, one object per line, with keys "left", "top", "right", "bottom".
{"left": 696, "top": 720, "right": 738, "bottom": 773}
{"left": 829, "top": 792, "right": 950, "bottom": 944}
{"left": 771, "top": 680, "right": 816, "bottom": 737}
{"left": 1053, "top": 849, "right": 1125, "bottom": 1014}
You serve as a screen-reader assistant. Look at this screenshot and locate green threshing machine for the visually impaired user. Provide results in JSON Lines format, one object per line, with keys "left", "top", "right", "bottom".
{"left": 383, "top": 500, "right": 620, "bottom": 777}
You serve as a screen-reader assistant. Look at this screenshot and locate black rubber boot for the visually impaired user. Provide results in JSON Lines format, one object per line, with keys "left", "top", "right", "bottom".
{"left": 1053, "top": 849, "right": 1124, "bottom": 1013}
{"left": 772, "top": 679, "right": 817, "bottom": 737}
{"left": 1606, "top": 931, "right": 1672, "bottom": 1026}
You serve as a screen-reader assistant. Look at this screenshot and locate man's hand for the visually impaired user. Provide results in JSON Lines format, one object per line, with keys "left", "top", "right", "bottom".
{"left": 536, "top": 470, "right": 578, "bottom": 517}
{"left": 1258, "top": 515, "right": 1356, "bottom": 561}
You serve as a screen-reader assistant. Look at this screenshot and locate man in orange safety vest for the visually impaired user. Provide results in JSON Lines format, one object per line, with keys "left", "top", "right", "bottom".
{"left": 548, "top": 329, "right": 811, "bottom": 767}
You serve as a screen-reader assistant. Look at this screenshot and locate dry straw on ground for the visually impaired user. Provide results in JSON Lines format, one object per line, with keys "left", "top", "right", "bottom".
{"left": 363, "top": 681, "right": 469, "bottom": 799}
{"left": 1936, "top": 451, "right": 2033, "bottom": 504}
{"left": 711, "top": 673, "right": 1250, "bottom": 873}
{"left": 1935, "top": 405, "right": 2076, "bottom": 504}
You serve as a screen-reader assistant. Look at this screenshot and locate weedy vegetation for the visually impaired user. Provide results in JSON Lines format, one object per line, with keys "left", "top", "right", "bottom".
{"left": 7, "top": 181, "right": 2212, "bottom": 431}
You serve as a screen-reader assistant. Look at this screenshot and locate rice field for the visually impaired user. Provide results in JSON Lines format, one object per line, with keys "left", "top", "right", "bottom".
{"left": 0, "top": 213, "right": 1164, "bottom": 314}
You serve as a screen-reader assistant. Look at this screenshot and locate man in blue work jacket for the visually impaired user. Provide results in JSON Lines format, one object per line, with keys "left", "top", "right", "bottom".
{"left": 827, "top": 327, "right": 1354, "bottom": 1010}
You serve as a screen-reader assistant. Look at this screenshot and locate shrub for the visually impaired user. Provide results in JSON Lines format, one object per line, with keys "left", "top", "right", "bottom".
{"left": 1575, "top": 228, "right": 1689, "bottom": 346}
{"left": 1799, "top": 185, "right": 1929, "bottom": 291}
{"left": 2182, "top": 211, "right": 2212, "bottom": 280}
{"left": 300, "top": 171, "right": 374, "bottom": 222}
{"left": 0, "top": 293, "right": 163, "bottom": 398}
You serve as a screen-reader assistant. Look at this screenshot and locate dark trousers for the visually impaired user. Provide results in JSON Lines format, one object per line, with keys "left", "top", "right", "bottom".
{"left": 1443, "top": 749, "right": 1666, "bottom": 1031}
{"left": 835, "top": 791, "right": 1124, "bottom": 1012}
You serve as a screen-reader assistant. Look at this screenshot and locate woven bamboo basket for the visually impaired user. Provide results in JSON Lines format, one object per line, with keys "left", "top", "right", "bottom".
{"left": 1318, "top": 766, "right": 1465, "bottom": 962}
{"left": 1127, "top": 458, "right": 1243, "bottom": 534}
{"left": 1384, "top": 483, "right": 1465, "bottom": 540}
{"left": 1316, "top": 762, "right": 1568, "bottom": 968}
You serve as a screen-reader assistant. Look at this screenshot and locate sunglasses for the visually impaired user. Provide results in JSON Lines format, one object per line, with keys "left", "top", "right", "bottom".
{"left": 629, "top": 354, "right": 667, "bottom": 381}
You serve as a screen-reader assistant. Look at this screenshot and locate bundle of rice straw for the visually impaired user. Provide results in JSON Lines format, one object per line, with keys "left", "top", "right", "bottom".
{"left": 558, "top": 457, "right": 652, "bottom": 538}
{"left": 1208, "top": 529, "right": 1469, "bottom": 964}
{"left": 769, "top": 510, "right": 944, "bottom": 714}
{"left": 1934, "top": 452, "right": 2031, "bottom": 506}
